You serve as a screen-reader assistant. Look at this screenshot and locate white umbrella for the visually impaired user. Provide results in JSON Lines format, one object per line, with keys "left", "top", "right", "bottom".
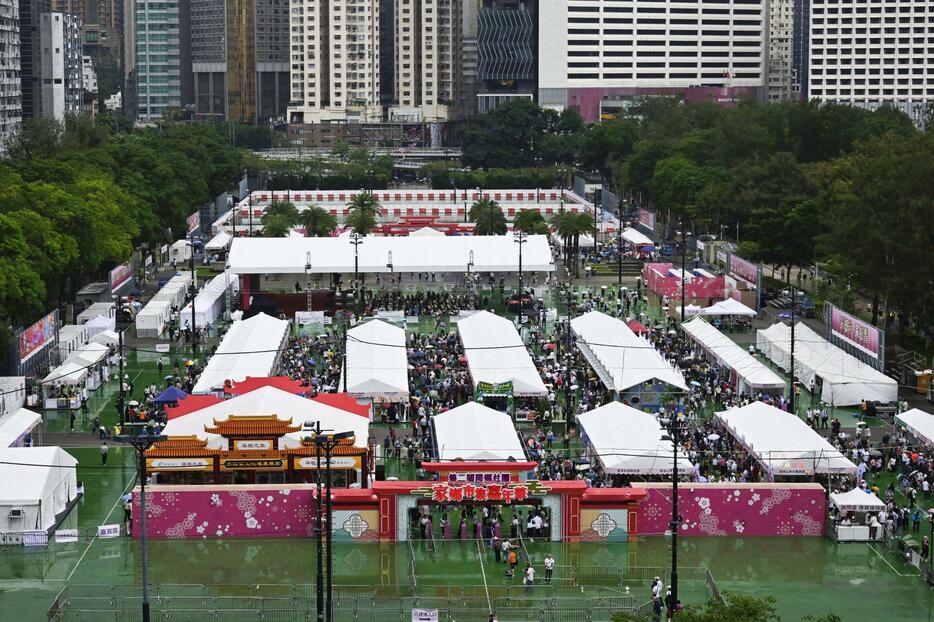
{"left": 707, "top": 433, "right": 720, "bottom": 441}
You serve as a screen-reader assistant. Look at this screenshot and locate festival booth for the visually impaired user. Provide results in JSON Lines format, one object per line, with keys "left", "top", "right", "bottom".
{"left": 703, "top": 298, "right": 757, "bottom": 317}
{"left": 756, "top": 322, "right": 897, "bottom": 406}
{"left": 571, "top": 311, "right": 688, "bottom": 406}
{"left": 0, "top": 447, "right": 79, "bottom": 542}
{"left": 169, "top": 239, "right": 192, "bottom": 264}
{"left": 57, "top": 325, "right": 88, "bottom": 362}
{"left": 682, "top": 318, "right": 786, "bottom": 396}
{"left": 577, "top": 402, "right": 694, "bottom": 477}
{"left": 41, "top": 342, "right": 111, "bottom": 409}
{"left": 84, "top": 314, "right": 115, "bottom": 338}
{"left": 828, "top": 488, "right": 886, "bottom": 541}
{"left": 0, "top": 408, "right": 42, "bottom": 447}
{"left": 642, "top": 263, "right": 725, "bottom": 310}
{"left": 192, "top": 313, "right": 290, "bottom": 394}
{"left": 154, "top": 386, "right": 188, "bottom": 406}
{"left": 457, "top": 311, "right": 547, "bottom": 418}
{"left": 76, "top": 302, "right": 115, "bottom": 325}
{"left": 152, "top": 386, "right": 370, "bottom": 486}
{"left": 179, "top": 272, "right": 239, "bottom": 329}
{"left": 715, "top": 402, "right": 857, "bottom": 479}
{"left": 550, "top": 232, "right": 596, "bottom": 249}
{"left": 205, "top": 231, "right": 233, "bottom": 254}
{"left": 66, "top": 343, "right": 110, "bottom": 391}
{"left": 894, "top": 409, "right": 934, "bottom": 447}
{"left": 431, "top": 402, "right": 526, "bottom": 462}
{"left": 341, "top": 320, "right": 409, "bottom": 407}
{"left": 90, "top": 330, "right": 119, "bottom": 348}
{"left": 136, "top": 272, "right": 193, "bottom": 338}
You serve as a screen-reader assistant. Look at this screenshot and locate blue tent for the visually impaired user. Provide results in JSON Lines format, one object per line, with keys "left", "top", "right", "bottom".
{"left": 154, "top": 386, "right": 189, "bottom": 404}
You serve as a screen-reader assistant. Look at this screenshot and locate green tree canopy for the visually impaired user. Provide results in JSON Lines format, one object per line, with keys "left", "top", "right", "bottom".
{"left": 469, "top": 198, "right": 507, "bottom": 235}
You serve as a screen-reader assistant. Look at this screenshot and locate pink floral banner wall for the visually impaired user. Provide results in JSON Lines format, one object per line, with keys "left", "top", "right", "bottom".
{"left": 131, "top": 485, "right": 318, "bottom": 539}
{"left": 636, "top": 483, "right": 826, "bottom": 537}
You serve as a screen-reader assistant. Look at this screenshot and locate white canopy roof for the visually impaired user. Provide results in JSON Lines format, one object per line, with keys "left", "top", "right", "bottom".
{"left": 162, "top": 386, "right": 369, "bottom": 449}
{"left": 550, "top": 232, "right": 595, "bottom": 249}
{"left": 715, "top": 401, "right": 857, "bottom": 476}
{"left": 620, "top": 227, "right": 655, "bottom": 247}
{"left": 571, "top": 311, "right": 688, "bottom": 392}
{"left": 193, "top": 313, "right": 290, "bottom": 393}
{"left": 682, "top": 318, "right": 785, "bottom": 394}
{"left": 341, "top": 320, "right": 409, "bottom": 400}
{"left": 42, "top": 360, "right": 88, "bottom": 385}
{"left": 67, "top": 342, "right": 109, "bottom": 367}
{"left": 431, "top": 402, "right": 525, "bottom": 461}
{"left": 205, "top": 230, "right": 233, "bottom": 251}
{"left": 756, "top": 322, "right": 897, "bottom": 406}
{"left": 0, "top": 408, "right": 42, "bottom": 447}
{"left": 830, "top": 487, "right": 886, "bottom": 512}
{"left": 77, "top": 302, "right": 114, "bottom": 324}
{"left": 180, "top": 272, "right": 239, "bottom": 329}
{"left": 703, "top": 298, "right": 757, "bottom": 317}
{"left": 457, "top": 311, "right": 548, "bottom": 397}
{"left": 0, "top": 447, "right": 78, "bottom": 534}
{"left": 895, "top": 408, "right": 934, "bottom": 447}
{"left": 84, "top": 313, "right": 116, "bottom": 337}
{"left": 577, "top": 402, "right": 694, "bottom": 475}
{"left": 408, "top": 227, "right": 445, "bottom": 237}
{"left": 90, "top": 330, "right": 119, "bottom": 347}
{"left": 228, "top": 235, "right": 555, "bottom": 274}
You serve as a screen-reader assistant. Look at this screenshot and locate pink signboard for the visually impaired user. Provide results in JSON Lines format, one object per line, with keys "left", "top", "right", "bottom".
{"left": 109, "top": 263, "right": 133, "bottom": 293}
{"left": 638, "top": 209, "right": 655, "bottom": 230}
{"left": 643, "top": 263, "right": 725, "bottom": 301}
{"left": 727, "top": 254, "right": 758, "bottom": 286}
{"left": 829, "top": 305, "right": 881, "bottom": 359}
{"left": 636, "top": 483, "right": 825, "bottom": 537}
{"left": 18, "top": 312, "right": 56, "bottom": 362}
{"left": 132, "top": 485, "right": 318, "bottom": 539}
{"left": 186, "top": 211, "right": 201, "bottom": 234}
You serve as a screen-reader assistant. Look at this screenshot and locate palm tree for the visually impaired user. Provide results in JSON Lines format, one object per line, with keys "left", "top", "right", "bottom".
{"left": 554, "top": 212, "right": 592, "bottom": 276}
{"left": 550, "top": 212, "right": 570, "bottom": 267}
{"left": 299, "top": 204, "right": 337, "bottom": 237}
{"left": 513, "top": 209, "right": 550, "bottom": 235}
{"left": 469, "top": 198, "right": 507, "bottom": 235}
{"left": 264, "top": 199, "right": 299, "bottom": 224}
{"left": 346, "top": 191, "right": 381, "bottom": 235}
{"left": 260, "top": 213, "right": 292, "bottom": 237}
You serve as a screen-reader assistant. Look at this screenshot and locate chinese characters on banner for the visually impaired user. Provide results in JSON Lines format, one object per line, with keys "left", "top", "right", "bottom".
{"left": 828, "top": 304, "right": 882, "bottom": 361}
{"left": 431, "top": 482, "right": 530, "bottom": 504}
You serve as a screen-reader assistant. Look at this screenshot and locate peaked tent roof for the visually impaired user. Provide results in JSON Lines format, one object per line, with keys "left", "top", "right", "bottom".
{"left": 409, "top": 226, "right": 445, "bottom": 237}
{"left": 431, "top": 401, "right": 525, "bottom": 461}
{"left": 830, "top": 487, "right": 886, "bottom": 512}
{"left": 0, "top": 446, "right": 77, "bottom": 505}
{"left": 154, "top": 386, "right": 189, "bottom": 404}
{"left": 682, "top": 317, "right": 785, "bottom": 393}
{"left": 457, "top": 311, "right": 548, "bottom": 396}
{"left": 571, "top": 310, "right": 688, "bottom": 392}
{"left": 311, "top": 393, "right": 371, "bottom": 418}
{"left": 226, "top": 376, "right": 308, "bottom": 396}
{"left": 895, "top": 408, "right": 934, "bottom": 447}
{"left": 192, "top": 312, "right": 290, "bottom": 393}
{"left": 620, "top": 227, "right": 655, "bottom": 246}
{"left": 341, "top": 320, "right": 409, "bottom": 400}
{"left": 577, "top": 402, "right": 694, "bottom": 475}
{"left": 0, "top": 408, "right": 42, "bottom": 447}
{"left": 166, "top": 394, "right": 224, "bottom": 420}
{"left": 703, "top": 298, "right": 757, "bottom": 317}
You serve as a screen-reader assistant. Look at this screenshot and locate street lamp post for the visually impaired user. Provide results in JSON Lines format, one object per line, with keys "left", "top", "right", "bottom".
{"left": 515, "top": 231, "right": 527, "bottom": 327}
{"left": 115, "top": 303, "right": 130, "bottom": 427}
{"left": 616, "top": 222, "right": 623, "bottom": 291}
{"left": 386, "top": 250, "right": 394, "bottom": 289}
{"left": 188, "top": 233, "right": 198, "bottom": 356}
{"left": 564, "top": 286, "right": 573, "bottom": 428}
{"left": 790, "top": 286, "right": 796, "bottom": 415}
{"left": 248, "top": 193, "right": 254, "bottom": 237}
{"left": 663, "top": 418, "right": 681, "bottom": 617}
{"left": 305, "top": 252, "right": 313, "bottom": 313}
{"left": 115, "top": 433, "right": 167, "bottom": 622}
{"left": 679, "top": 228, "right": 688, "bottom": 324}
{"left": 349, "top": 233, "right": 363, "bottom": 315}
{"left": 467, "top": 250, "right": 475, "bottom": 304}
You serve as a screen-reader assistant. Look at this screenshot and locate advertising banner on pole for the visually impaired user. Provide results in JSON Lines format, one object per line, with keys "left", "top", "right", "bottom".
{"left": 109, "top": 263, "right": 133, "bottom": 294}
{"left": 825, "top": 303, "right": 885, "bottom": 369}
{"left": 726, "top": 253, "right": 762, "bottom": 310}
{"left": 18, "top": 312, "right": 57, "bottom": 363}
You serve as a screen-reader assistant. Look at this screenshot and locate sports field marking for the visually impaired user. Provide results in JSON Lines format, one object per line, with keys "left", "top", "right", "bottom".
{"left": 867, "top": 544, "right": 918, "bottom": 577}
{"left": 475, "top": 539, "right": 492, "bottom": 614}
{"left": 65, "top": 472, "right": 137, "bottom": 583}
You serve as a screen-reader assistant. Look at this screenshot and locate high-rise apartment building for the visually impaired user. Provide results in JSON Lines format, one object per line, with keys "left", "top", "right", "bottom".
{"left": 135, "top": 0, "right": 191, "bottom": 121}
{"left": 808, "top": 0, "right": 934, "bottom": 124}
{"left": 537, "top": 0, "right": 767, "bottom": 121}
{"left": 390, "top": 0, "right": 460, "bottom": 122}
{"left": 0, "top": 0, "right": 20, "bottom": 153}
{"left": 793, "top": 0, "right": 810, "bottom": 98}
{"left": 287, "top": 0, "right": 382, "bottom": 124}
{"left": 20, "top": 0, "right": 51, "bottom": 118}
{"left": 39, "top": 12, "right": 82, "bottom": 119}
{"left": 768, "top": 0, "right": 795, "bottom": 101}
{"left": 459, "top": 0, "right": 477, "bottom": 118}
{"left": 476, "top": 0, "right": 535, "bottom": 113}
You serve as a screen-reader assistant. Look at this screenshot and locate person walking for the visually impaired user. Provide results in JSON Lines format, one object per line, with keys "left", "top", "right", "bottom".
{"left": 544, "top": 553, "right": 555, "bottom": 584}
{"left": 123, "top": 496, "right": 133, "bottom": 533}
{"left": 69, "top": 411, "right": 76, "bottom": 433}
{"left": 523, "top": 564, "right": 535, "bottom": 593}
{"left": 100, "top": 441, "right": 109, "bottom": 465}
{"left": 507, "top": 549, "right": 518, "bottom": 578}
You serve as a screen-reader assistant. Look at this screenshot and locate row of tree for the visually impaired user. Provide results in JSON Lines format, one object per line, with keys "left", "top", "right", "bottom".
{"left": 0, "top": 117, "right": 243, "bottom": 347}
{"left": 250, "top": 146, "right": 395, "bottom": 191}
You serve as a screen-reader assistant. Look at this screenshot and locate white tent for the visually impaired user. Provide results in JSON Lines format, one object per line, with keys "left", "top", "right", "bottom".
{"left": 228, "top": 235, "right": 555, "bottom": 274}
{"left": 76, "top": 302, "right": 115, "bottom": 325}
{"left": 205, "top": 231, "right": 233, "bottom": 252}
{"left": 577, "top": 402, "right": 694, "bottom": 475}
{"left": 0, "top": 408, "right": 42, "bottom": 447}
{"left": 58, "top": 325, "right": 88, "bottom": 360}
{"left": 571, "top": 311, "right": 688, "bottom": 393}
{"left": 84, "top": 314, "right": 116, "bottom": 338}
{"left": 550, "top": 232, "right": 595, "bottom": 249}
{"left": 192, "top": 313, "right": 290, "bottom": 394}
{"left": 702, "top": 298, "right": 757, "bottom": 317}
{"left": 341, "top": 320, "right": 409, "bottom": 401}
{"left": 620, "top": 227, "right": 655, "bottom": 247}
{"left": 136, "top": 272, "right": 193, "bottom": 337}
{"left": 169, "top": 239, "right": 192, "bottom": 263}
{"left": 90, "top": 330, "right": 119, "bottom": 348}
{"left": 162, "top": 386, "right": 369, "bottom": 449}
{"left": 457, "top": 311, "right": 548, "bottom": 397}
{"left": 715, "top": 401, "right": 856, "bottom": 476}
{"left": 431, "top": 402, "right": 526, "bottom": 461}
{"left": 408, "top": 227, "right": 445, "bottom": 237}
{"left": 830, "top": 487, "right": 886, "bottom": 512}
{"left": 179, "top": 272, "right": 239, "bottom": 329}
{"left": 895, "top": 409, "right": 934, "bottom": 447}
{"left": 0, "top": 447, "right": 78, "bottom": 534}
{"left": 684, "top": 304, "right": 703, "bottom": 316}
{"left": 682, "top": 318, "right": 785, "bottom": 395}
{"left": 67, "top": 342, "right": 109, "bottom": 368}
{"left": 756, "top": 322, "right": 897, "bottom": 406}
{"left": 42, "top": 361, "right": 88, "bottom": 386}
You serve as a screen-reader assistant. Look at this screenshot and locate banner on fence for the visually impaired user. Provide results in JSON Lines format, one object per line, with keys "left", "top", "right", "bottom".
{"left": 23, "top": 531, "right": 48, "bottom": 547}
{"left": 825, "top": 302, "right": 885, "bottom": 369}
{"left": 55, "top": 529, "right": 79, "bottom": 543}
{"left": 411, "top": 609, "right": 439, "bottom": 622}
{"left": 97, "top": 524, "right": 121, "bottom": 538}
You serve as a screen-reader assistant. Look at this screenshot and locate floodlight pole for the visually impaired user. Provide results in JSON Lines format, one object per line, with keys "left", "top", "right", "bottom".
{"left": 790, "top": 286, "right": 796, "bottom": 415}
{"left": 515, "top": 231, "right": 527, "bottom": 327}
{"left": 670, "top": 417, "right": 680, "bottom": 617}
{"left": 564, "top": 286, "right": 572, "bottom": 428}
{"left": 314, "top": 420, "right": 324, "bottom": 622}
{"left": 189, "top": 232, "right": 198, "bottom": 356}
{"left": 305, "top": 252, "right": 313, "bottom": 313}
{"left": 350, "top": 233, "right": 363, "bottom": 315}
{"left": 680, "top": 227, "right": 687, "bottom": 324}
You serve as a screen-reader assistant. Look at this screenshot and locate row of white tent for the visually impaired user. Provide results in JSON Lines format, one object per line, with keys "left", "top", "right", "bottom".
{"left": 136, "top": 272, "right": 193, "bottom": 338}
{"left": 756, "top": 322, "right": 897, "bottom": 406}
{"left": 458, "top": 311, "right": 548, "bottom": 397}
{"left": 341, "top": 320, "right": 410, "bottom": 401}
{"left": 682, "top": 317, "right": 786, "bottom": 395}
{"left": 0, "top": 447, "right": 78, "bottom": 535}
{"left": 179, "top": 272, "right": 239, "bottom": 329}
{"left": 192, "top": 313, "right": 291, "bottom": 394}
{"left": 895, "top": 408, "right": 934, "bottom": 448}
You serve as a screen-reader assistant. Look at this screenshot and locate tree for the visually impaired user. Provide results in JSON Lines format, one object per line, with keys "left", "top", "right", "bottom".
{"left": 260, "top": 213, "right": 293, "bottom": 237}
{"left": 345, "top": 192, "right": 381, "bottom": 235}
{"left": 552, "top": 211, "right": 592, "bottom": 276}
{"left": 299, "top": 205, "right": 337, "bottom": 237}
{"left": 651, "top": 156, "right": 721, "bottom": 225}
{"left": 671, "top": 593, "right": 781, "bottom": 622}
{"left": 513, "top": 209, "right": 549, "bottom": 235}
{"left": 265, "top": 200, "right": 300, "bottom": 225}
{"left": 469, "top": 198, "right": 507, "bottom": 235}
{"left": 581, "top": 119, "right": 639, "bottom": 180}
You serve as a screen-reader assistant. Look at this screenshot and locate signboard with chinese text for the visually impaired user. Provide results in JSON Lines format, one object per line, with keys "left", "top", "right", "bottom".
{"left": 223, "top": 459, "right": 284, "bottom": 470}
{"left": 825, "top": 303, "right": 884, "bottom": 369}
{"left": 55, "top": 529, "right": 78, "bottom": 543}
{"left": 98, "top": 524, "right": 121, "bottom": 538}
{"left": 447, "top": 472, "right": 512, "bottom": 484}
{"left": 18, "top": 312, "right": 56, "bottom": 363}
{"left": 148, "top": 458, "right": 211, "bottom": 470}
{"left": 233, "top": 440, "right": 273, "bottom": 451}
{"left": 411, "top": 609, "right": 439, "bottom": 622}
{"left": 414, "top": 480, "right": 549, "bottom": 504}
{"left": 726, "top": 253, "right": 761, "bottom": 309}
{"left": 297, "top": 456, "right": 362, "bottom": 470}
